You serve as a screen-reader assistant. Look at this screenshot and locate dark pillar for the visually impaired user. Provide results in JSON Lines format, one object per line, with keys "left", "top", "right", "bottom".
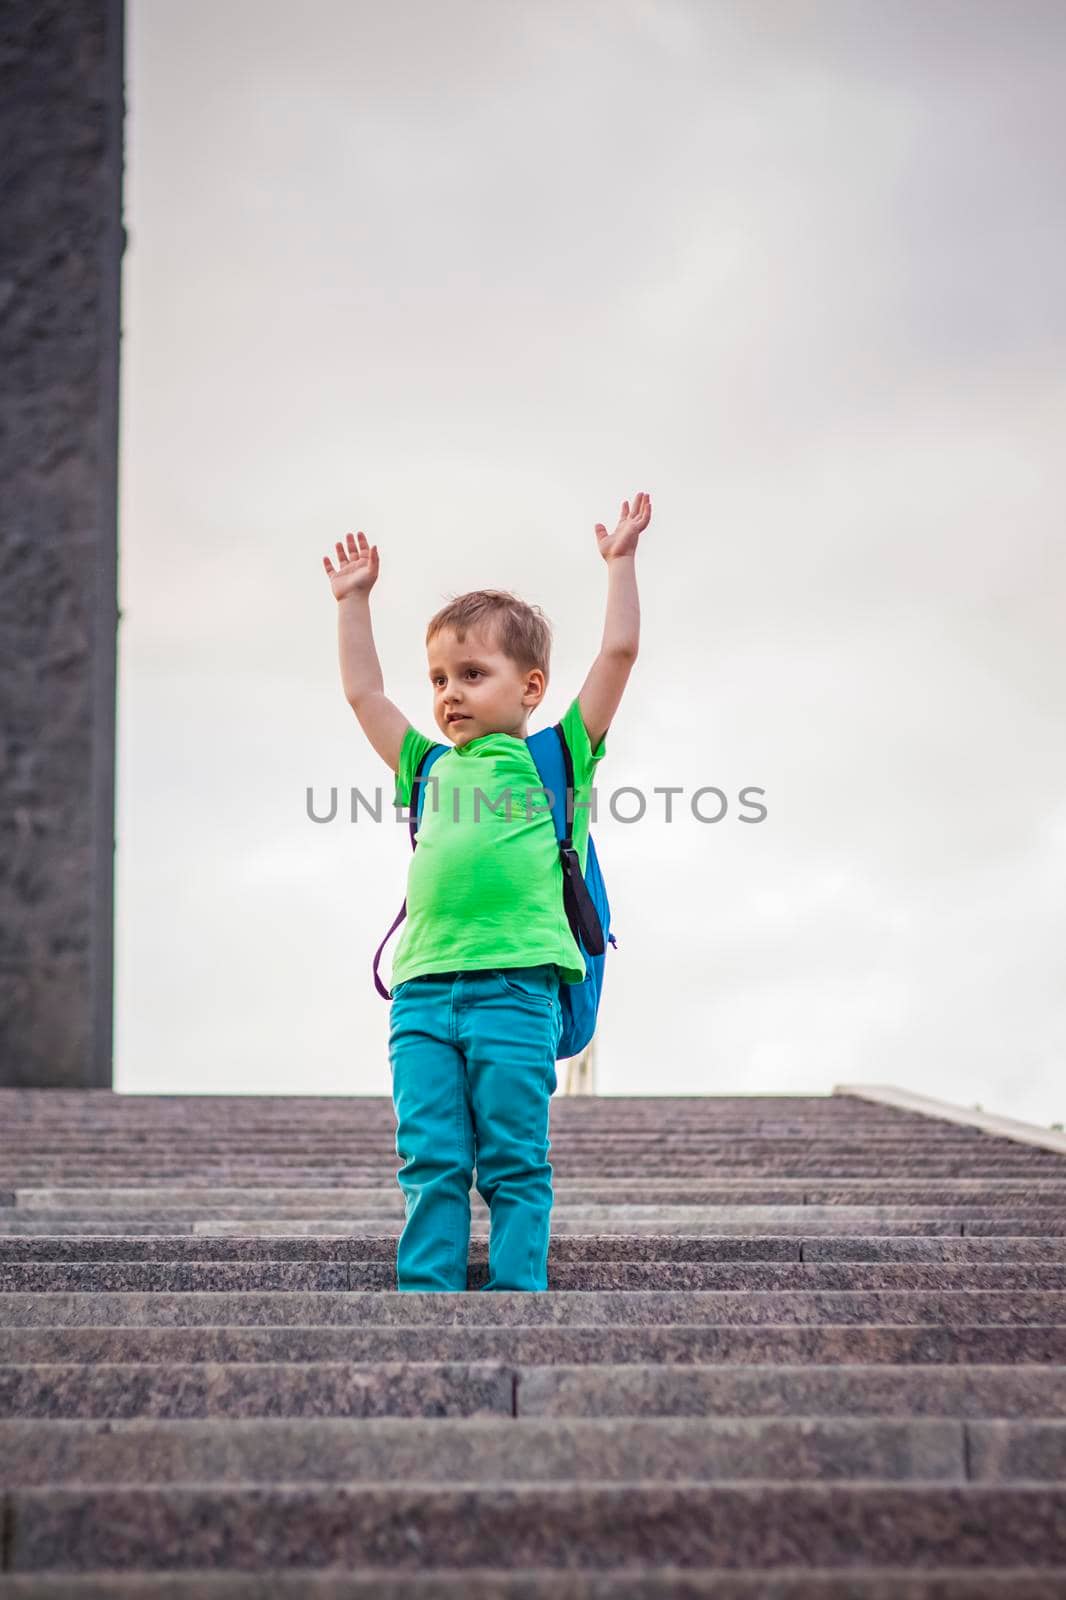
{"left": 0, "top": 0, "right": 124, "bottom": 1086}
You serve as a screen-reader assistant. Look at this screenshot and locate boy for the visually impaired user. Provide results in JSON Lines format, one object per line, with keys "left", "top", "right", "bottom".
{"left": 322, "top": 491, "right": 651, "bottom": 1290}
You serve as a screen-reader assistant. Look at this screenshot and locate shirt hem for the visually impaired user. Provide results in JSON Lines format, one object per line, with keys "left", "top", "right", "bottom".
{"left": 391, "top": 952, "right": 586, "bottom": 988}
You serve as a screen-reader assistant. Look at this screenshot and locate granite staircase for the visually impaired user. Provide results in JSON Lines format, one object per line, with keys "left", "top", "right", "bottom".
{"left": 1, "top": 1086, "right": 1065, "bottom": 1595}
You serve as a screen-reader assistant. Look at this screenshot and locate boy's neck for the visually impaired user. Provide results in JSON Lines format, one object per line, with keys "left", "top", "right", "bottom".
{"left": 460, "top": 719, "right": 529, "bottom": 744}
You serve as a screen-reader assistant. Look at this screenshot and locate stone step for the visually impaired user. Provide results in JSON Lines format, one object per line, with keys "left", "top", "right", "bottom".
{"left": 8, "top": 1177, "right": 1056, "bottom": 1190}
{"left": 2, "top": 1395, "right": 1062, "bottom": 1459}
{"left": 0, "top": 1107, "right": 1017, "bottom": 1126}
{"left": 4, "top": 1261, "right": 1066, "bottom": 1294}
{"left": 6, "top": 1159, "right": 1065, "bottom": 1177}
{"left": 5, "top": 1157, "right": 1061, "bottom": 1168}
{"left": 20, "top": 1184, "right": 1062, "bottom": 1203}
{"left": 8, "top": 1204, "right": 1064, "bottom": 1227}
{"left": 0, "top": 1113, "right": 1022, "bottom": 1127}
{"left": 3, "top": 1234, "right": 1066, "bottom": 1262}
{"left": 3, "top": 1225, "right": 1059, "bottom": 1246}
{"left": 4, "top": 1136, "right": 1053, "bottom": 1149}
{"left": 6, "top": 1171, "right": 1062, "bottom": 1196}
{"left": 39, "top": 1138, "right": 989, "bottom": 1148}
{"left": 0, "top": 1123, "right": 1033, "bottom": 1133}
{"left": 3, "top": 1324, "right": 1063, "bottom": 1365}
{"left": 193, "top": 1217, "right": 1066, "bottom": 1238}
{"left": 16, "top": 1151, "right": 1041, "bottom": 1166}
{"left": 7, "top": 1149, "right": 1062, "bottom": 1165}
{"left": 27, "top": 1159, "right": 1046, "bottom": 1174}
{"left": 1, "top": 1569, "right": 1065, "bottom": 1599}
{"left": 0, "top": 1120, "right": 1002, "bottom": 1130}
{"left": 0, "top": 1414, "right": 998, "bottom": 1484}
{"left": 6, "top": 1484, "right": 1066, "bottom": 1571}
{"left": 965, "top": 1220, "right": 1066, "bottom": 1236}
{"left": 14, "top": 1182, "right": 1066, "bottom": 1206}
{"left": 6, "top": 1189, "right": 1066, "bottom": 1209}
{"left": 804, "top": 1237, "right": 1066, "bottom": 1260}
{"left": 0, "top": 1361, "right": 514, "bottom": 1420}
{"left": 1, "top": 1216, "right": 1011, "bottom": 1238}
{"left": 3, "top": 1163, "right": 1060, "bottom": 1175}
{"left": 0, "top": 1126, "right": 1042, "bottom": 1143}
{"left": 1, "top": 1360, "right": 1064, "bottom": 1417}
{"left": 0, "top": 1125, "right": 1018, "bottom": 1138}
{"left": 517, "top": 1362, "right": 1066, "bottom": 1417}
{"left": 10, "top": 1167, "right": 1064, "bottom": 1185}
{"left": 3, "top": 1287, "right": 1064, "bottom": 1327}
{"left": 0, "top": 1414, "right": 1002, "bottom": 1486}
{"left": 4, "top": 1127, "right": 1023, "bottom": 1141}
{"left": 16, "top": 1109, "right": 1058, "bottom": 1121}
{"left": 10, "top": 1170, "right": 1060, "bottom": 1186}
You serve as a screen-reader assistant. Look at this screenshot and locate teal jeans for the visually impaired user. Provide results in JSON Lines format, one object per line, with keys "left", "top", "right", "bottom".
{"left": 387, "top": 964, "right": 563, "bottom": 1291}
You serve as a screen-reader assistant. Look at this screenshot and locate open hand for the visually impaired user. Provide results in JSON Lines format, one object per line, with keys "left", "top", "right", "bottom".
{"left": 594, "top": 490, "right": 651, "bottom": 562}
{"left": 323, "top": 531, "right": 379, "bottom": 601}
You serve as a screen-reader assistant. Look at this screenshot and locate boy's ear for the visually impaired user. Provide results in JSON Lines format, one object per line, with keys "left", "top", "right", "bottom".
{"left": 524, "top": 670, "right": 547, "bottom": 707}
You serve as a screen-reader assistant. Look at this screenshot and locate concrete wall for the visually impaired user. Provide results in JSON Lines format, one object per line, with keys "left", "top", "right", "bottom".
{"left": 0, "top": 0, "right": 124, "bottom": 1086}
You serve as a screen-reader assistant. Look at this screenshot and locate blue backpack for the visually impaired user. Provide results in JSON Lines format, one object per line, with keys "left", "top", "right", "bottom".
{"left": 373, "top": 720, "right": 617, "bottom": 1059}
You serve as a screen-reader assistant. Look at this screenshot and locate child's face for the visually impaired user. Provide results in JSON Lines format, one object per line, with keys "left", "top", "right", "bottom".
{"left": 427, "top": 626, "right": 545, "bottom": 746}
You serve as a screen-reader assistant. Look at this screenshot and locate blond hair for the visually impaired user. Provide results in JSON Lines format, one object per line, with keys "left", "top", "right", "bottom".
{"left": 425, "top": 589, "right": 552, "bottom": 686}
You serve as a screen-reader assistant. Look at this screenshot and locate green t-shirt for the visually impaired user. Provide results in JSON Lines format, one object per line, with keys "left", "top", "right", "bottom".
{"left": 389, "top": 694, "right": 606, "bottom": 992}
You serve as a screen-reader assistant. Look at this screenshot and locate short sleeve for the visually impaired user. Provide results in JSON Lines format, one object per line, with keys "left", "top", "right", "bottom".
{"left": 558, "top": 694, "right": 607, "bottom": 789}
{"left": 393, "top": 724, "right": 439, "bottom": 810}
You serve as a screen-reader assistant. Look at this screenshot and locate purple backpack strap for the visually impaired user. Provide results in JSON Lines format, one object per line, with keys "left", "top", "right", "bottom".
{"left": 373, "top": 744, "right": 444, "bottom": 1001}
{"left": 373, "top": 900, "right": 408, "bottom": 999}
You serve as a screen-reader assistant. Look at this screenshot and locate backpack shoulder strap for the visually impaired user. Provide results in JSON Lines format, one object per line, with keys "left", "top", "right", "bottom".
{"left": 525, "top": 723, "right": 604, "bottom": 955}
{"left": 410, "top": 744, "right": 449, "bottom": 848}
{"left": 525, "top": 724, "right": 568, "bottom": 844}
{"left": 374, "top": 742, "right": 449, "bottom": 999}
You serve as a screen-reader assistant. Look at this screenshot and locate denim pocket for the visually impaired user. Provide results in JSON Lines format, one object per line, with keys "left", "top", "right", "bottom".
{"left": 493, "top": 965, "right": 558, "bottom": 1008}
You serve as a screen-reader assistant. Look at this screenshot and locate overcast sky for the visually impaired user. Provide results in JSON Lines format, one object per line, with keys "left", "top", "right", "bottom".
{"left": 117, "top": 0, "right": 1066, "bottom": 1126}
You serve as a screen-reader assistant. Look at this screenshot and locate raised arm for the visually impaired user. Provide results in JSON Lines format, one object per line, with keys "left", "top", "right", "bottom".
{"left": 323, "top": 530, "right": 411, "bottom": 774}
{"left": 577, "top": 491, "right": 650, "bottom": 750}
